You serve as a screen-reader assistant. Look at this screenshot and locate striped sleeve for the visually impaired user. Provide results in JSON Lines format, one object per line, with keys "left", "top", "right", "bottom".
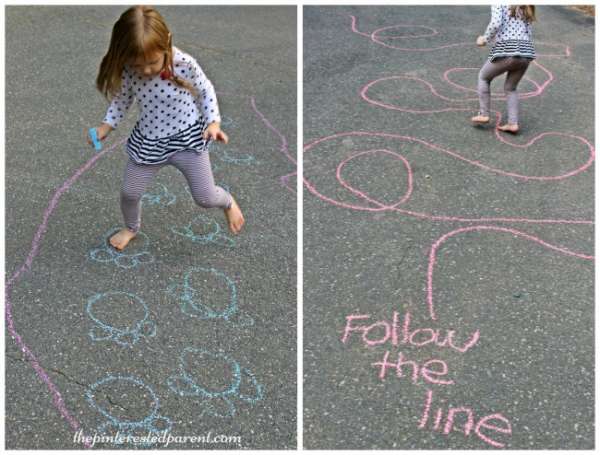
{"left": 483, "top": 5, "right": 503, "bottom": 44}
{"left": 102, "top": 66, "right": 135, "bottom": 129}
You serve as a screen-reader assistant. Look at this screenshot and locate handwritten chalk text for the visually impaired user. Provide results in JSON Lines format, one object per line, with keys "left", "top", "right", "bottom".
{"left": 418, "top": 389, "right": 511, "bottom": 448}
{"left": 341, "top": 312, "right": 480, "bottom": 353}
{"left": 372, "top": 350, "right": 454, "bottom": 385}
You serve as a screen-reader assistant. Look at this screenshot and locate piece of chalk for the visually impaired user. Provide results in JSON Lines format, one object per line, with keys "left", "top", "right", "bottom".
{"left": 88, "top": 128, "right": 102, "bottom": 151}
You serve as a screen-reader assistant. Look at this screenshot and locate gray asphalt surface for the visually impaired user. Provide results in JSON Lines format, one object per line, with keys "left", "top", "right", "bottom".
{"left": 303, "top": 6, "right": 594, "bottom": 450}
{"left": 6, "top": 5, "right": 296, "bottom": 450}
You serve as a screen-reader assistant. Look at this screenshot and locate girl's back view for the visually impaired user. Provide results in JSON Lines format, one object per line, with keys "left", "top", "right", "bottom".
{"left": 472, "top": 5, "right": 536, "bottom": 133}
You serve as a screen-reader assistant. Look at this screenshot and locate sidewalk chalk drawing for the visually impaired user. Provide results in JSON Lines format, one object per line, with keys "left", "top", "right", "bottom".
{"left": 141, "top": 183, "right": 177, "bottom": 207}
{"left": 167, "top": 347, "right": 263, "bottom": 418}
{"left": 86, "top": 291, "right": 157, "bottom": 347}
{"left": 212, "top": 95, "right": 295, "bottom": 193}
{"left": 7, "top": 88, "right": 290, "bottom": 447}
{"left": 86, "top": 374, "right": 172, "bottom": 447}
{"left": 170, "top": 214, "right": 236, "bottom": 248}
{"left": 425, "top": 225, "right": 594, "bottom": 322}
{"left": 304, "top": 19, "right": 594, "bottom": 221}
{"left": 88, "top": 228, "right": 155, "bottom": 269}
{"left": 303, "top": 14, "right": 594, "bottom": 448}
{"left": 166, "top": 266, "right": 254, "bottom": 327}
{"left": 212, "top": 143, "right": 258, "bottom": 165}
{"left": 249, "top": 96, "right": 296, "bottom": 194}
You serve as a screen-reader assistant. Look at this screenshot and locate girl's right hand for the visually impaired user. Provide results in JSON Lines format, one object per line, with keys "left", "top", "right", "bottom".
{"left": 86, "top": 123, "right": 113, "bottom": 146}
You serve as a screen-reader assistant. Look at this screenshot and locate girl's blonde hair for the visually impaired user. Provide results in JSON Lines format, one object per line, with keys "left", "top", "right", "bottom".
{"left": 97, "top": 5, "right": 198, "bottom": 100}
{"left": 510, "top": 5, "right": 536, "bottom": 23}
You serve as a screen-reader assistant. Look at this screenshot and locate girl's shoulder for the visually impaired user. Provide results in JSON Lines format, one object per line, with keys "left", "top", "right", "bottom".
{"left": 172, "top": 46, "right": 200, "bottom": 69}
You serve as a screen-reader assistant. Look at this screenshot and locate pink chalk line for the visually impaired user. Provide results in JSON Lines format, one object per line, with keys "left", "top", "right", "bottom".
{"left": 426, "top": 225, "right": 594, "bottom": 321}
{"left": 303, "top": 15, "right": 593, "bottom": 223}
{"left": 326, "top": 13, "right": 595, "bottom": 445}
{"left": 218, "top": 91, "right": 296, "bottom": 194}
{"left": 5, "top": 138, "right": 126, "bottom": 449}
{"left": 6, "top": 90, "right": 294, "bottom": 448}
{"left": 350, "top": 14, "right": 571, "bottom": 57}
{"left": 304, "top": 131, "right": 592, "bottom": 225}
{"left": 250, "top": 97, "right": 296, "bottom": 194}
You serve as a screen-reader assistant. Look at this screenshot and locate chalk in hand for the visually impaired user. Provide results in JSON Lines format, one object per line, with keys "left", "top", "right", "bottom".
{"left": 88, "top": 128, "right": 102, "bottom": 151}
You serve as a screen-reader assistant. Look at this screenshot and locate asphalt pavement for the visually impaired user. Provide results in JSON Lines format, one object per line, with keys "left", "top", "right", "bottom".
{"left": 303, "top": 5, "right": 594, "bottom": 450}
{"left": 6, "top": 5, "right": 296, "bottom": 450}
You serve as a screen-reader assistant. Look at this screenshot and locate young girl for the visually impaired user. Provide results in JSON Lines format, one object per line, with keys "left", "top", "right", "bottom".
{"left": 471, "top": 5, "right": 536, "bottom": 134}
{"left": 86, "top": 5, "right": 244, "bottom": 251}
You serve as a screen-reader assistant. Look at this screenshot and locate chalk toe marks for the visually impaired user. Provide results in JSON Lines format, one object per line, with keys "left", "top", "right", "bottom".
{"left": 86, "top": 374, "right": 172, "bottom": 447}
{"left": 9, "top": 94, "right": 289, "bottom": 445}
{"left": 88, "top": 228, "right": 154, "bottom": 268}
{"left": 212, "top": 144, "right": 258, "bottom": 165}
{"left": 170, "top": 214, "right": 236, "bottom": 248}
{"left": 166, "top": 267, "right": 254, "bottom": 327}
{"left": 167, "top": 347, "right": 263, "bottom": 418}
{"left": 86, "top": 291, "right": 157, "bottom": 347}
{"left": 141, "top": 183, "right": 177, "bottom": 207}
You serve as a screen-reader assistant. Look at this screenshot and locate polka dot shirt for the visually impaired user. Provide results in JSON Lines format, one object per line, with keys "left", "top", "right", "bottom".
{"left": 103, "top": 46, "right": 221, "bottom": 140}
{"left": 483, "top": 5, "right": 533, "bottom": 45}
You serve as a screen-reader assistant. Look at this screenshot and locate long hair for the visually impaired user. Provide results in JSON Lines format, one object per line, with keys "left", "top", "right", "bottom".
{"left": 510, "top": 5, "right": 536, "bottom": 23}
{"left": 96, "top": 5, "right": 197, "bottom": 100}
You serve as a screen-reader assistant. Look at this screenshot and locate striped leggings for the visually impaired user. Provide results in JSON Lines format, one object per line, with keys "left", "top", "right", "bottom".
{"left": 477, "top": 56, "right": 531, "bottom": 124}
{"left": 120, "top": 150, "right": 232, "bottom": 233}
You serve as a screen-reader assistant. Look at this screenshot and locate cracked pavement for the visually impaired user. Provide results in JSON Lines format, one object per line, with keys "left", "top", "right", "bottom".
{"left": 6, "top": 5, "right": 297, "bottom": 449}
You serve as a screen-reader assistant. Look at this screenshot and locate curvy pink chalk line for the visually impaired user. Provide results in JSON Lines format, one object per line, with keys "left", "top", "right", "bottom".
{"left": 350, "top": 14, "right": 571, "bottom": 57}
{"left": 5, "top": 138, "right": 126, "bottom": 449}
{"left": 426, "top": 225, "right": 594, "bottom": 320}
{"left": 303, "top": 15, "right": 593, "bottom": 224}
{"left": 327, "top": 13, "right": 594, "bottom": 445}
{"left": 249, "top": 96, "right": 297, "bottom": 194}
{"left": 6, "top": 93, "right": 293, "bottom": 448}
{"left": 304, "top": 131, "right": 592, "bottom": 225}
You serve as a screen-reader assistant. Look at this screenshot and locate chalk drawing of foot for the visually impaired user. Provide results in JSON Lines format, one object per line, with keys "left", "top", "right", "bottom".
{"left": 141, "top": 183, "right": 177, "bottom": 207}
{"left": 88, "top": 228, "right": 154, "bottom": 269}
{"left": 211, "top": 143, "right": 257, "bottom": 165}
{"left": 166, "top": 266, "right": 254, "bottom": 327}
{"left": 167, "top": 347, "right": 263, "bottom": 418}
{"left": 86, "top": 374, "right": 172, "bottom": 447}
{"left": 170, "top": 214, "right": 235, "bottom": 248}
{"left": 86, "top": 291, "right": 156, "bottom": 347}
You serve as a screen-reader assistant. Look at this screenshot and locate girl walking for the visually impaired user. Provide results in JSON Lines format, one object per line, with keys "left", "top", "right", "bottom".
{"left": 87, "top": 5, "right": 244, "bottom": 250}
{"left": 471, "top": 5, "right": 536, "bottom": 134}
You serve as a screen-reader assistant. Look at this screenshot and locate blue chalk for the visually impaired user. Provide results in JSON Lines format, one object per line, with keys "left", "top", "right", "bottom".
{"left": 88, "top": 128, "right": 102, "bottom": 151}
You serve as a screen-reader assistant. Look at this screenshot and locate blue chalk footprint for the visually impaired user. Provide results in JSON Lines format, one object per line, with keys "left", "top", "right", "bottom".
{"left": 88, "top": 128, "right": 102, "bottom": 151}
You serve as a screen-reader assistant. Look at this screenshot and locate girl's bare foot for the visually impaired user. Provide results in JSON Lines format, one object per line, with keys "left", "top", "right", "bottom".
{"left": 497, "top": 123, "right": 519, "bottom": 134}
{"left": 109, "top": 228, "right": 137, "bottom": 251}
{"left": 471, "top": 114, "right": 490, "bottom": 124}
{"left": 224, "top": 197, "right": 245, "bottom": 234}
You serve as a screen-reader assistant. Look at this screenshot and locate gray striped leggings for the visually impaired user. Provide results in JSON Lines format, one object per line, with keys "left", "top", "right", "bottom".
{"left": 120, "top": 150, "right": 232, "bottom": 233}
{"left": 477, "top": 56, "right": 531, "bottom": 124}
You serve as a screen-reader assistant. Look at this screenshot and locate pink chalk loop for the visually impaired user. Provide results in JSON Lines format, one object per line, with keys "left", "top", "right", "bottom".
{"left": 323, "top": 14, "right": 594, "bottom": 448}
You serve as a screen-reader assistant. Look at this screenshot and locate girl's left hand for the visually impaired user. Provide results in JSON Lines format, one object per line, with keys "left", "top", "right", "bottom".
{"left": 204, "top": 122, "right": 229, "bottom": 144}
{"left": 476, "top": 36, "right": 486, "bottom": 47}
